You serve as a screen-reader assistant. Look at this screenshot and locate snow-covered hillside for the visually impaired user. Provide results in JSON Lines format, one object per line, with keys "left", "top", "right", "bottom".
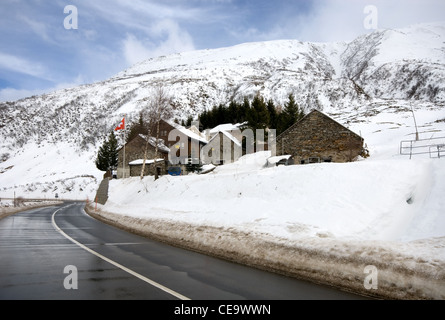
{"left": 1, "top": 22, "right": 444, "bottom": 200}
{"left": 95, "top": 105, "right": 445, "bottom": 299}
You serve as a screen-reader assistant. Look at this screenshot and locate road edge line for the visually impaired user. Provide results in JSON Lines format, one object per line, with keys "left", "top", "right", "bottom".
{"left": 51, "top": 204, "right": 190, "bottom": 301}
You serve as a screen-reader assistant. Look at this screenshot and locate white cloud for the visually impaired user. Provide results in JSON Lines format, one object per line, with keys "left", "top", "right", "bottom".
{"left": 18, "top": 14, "right": 54, "bottom": 43}
{"left": 122, "top": 34, "right": 154, "bottom": 66}
{"left": 225, "top": 0, "right": 445, "bottom": 44}
{"left": 0, "top": 52, "right": 50, "bottom": 79}
{"left": 122, "top": 19, "right": 195, "bottom": 65}
{"left": 295, "top": 0, "right": 445, "bottom": 43}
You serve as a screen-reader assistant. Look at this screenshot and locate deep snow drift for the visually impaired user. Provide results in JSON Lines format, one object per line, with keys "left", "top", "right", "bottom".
{"left": 103, "top": 154, "right": 445, "bottom": 244}
{"left": 91, "top": 103, "right": 445, "bottom": 300}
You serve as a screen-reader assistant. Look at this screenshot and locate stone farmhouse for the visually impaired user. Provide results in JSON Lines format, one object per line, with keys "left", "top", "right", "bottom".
{"left": 158, "top": 119, "right": 208, "bottom": 165}
{"left": 276, "top": 109, "right": 365, "bottom": 164}
{"left": 117, "top": 119, "right": 209, "bottom": 178}
{"left": 117, "top": 134, "right": 170, "bottom": 178}
{"left": 117, "top": 110, "right": 365, "bottom": 178}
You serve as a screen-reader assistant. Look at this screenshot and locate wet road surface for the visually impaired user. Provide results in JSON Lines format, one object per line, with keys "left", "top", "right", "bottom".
{"left": 0, "top": 202, "right": 368, "bottom": 300}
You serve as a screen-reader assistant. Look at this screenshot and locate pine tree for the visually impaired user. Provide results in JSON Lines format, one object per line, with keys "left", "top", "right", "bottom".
{"left": 126, "top": 112, "right": 146, "bottom": 143}
{"left": 248, "top": 94, "right": 269, "bottom": 130}
{"left": 108, "top": 132, "right": 119, "bottom": 170}
{"left": 95, "top": 139, "right": 109, "bottom": 172}
{"left": 278, "top": 94, "right": 304, "bottom": 134}
{"left": 95, "top": 132, "right": 119, "bottom": 172}
{"left": 186, "top": 115, "right": 193, "bottom": 127}
{"left": 228, "top": 100, "right": 239, "bottom": 124}
{"left": 216, "top": 104, "right": 227, "bottom": 124}
{"left": 239, "top": 96, "right": 251, "bottom": 123}
{"left": 266, "top": 99, "right": 278, "bottom": 130}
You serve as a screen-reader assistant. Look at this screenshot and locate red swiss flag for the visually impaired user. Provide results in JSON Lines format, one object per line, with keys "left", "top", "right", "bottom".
{"left": 115, "top": 117, "right": 125, "bottom": 131}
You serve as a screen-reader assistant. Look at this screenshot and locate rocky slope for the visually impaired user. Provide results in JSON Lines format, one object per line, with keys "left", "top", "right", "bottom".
{"left": 0, "top": 22, "right": 444, "bottom": 199}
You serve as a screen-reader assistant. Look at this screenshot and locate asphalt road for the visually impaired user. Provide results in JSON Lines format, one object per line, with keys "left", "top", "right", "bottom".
{"left": 0, "top": 202, "right": 368, "bottom": 300}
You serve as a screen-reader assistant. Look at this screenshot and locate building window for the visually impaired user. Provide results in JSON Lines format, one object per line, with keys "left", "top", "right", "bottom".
{"left": 308, "top": 157, "right": 320, "bottom": 164}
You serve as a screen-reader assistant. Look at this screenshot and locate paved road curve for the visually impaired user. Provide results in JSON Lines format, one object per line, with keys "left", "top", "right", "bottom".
{"left": 0, "top": 202, "right": 368, "bottom": 300}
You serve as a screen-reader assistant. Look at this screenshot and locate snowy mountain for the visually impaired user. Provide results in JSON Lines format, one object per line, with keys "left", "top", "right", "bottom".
{"left": 1, "top": 22, "right": 444, "bottom": 200}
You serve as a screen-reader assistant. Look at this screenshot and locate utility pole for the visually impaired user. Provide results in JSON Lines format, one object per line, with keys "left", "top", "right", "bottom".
{"left": 411, "top": 104, "right": 419, "bottom": 141}
{"left": 123, "top": 115, "right": 126, "bottom": 178}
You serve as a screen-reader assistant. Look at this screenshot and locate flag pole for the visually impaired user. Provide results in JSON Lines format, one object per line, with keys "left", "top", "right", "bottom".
{"left": 115, "top": 116, "right": 126, "bottom": 179}
{"left": 123, "top": 115, "right": 126, "bottom": 179}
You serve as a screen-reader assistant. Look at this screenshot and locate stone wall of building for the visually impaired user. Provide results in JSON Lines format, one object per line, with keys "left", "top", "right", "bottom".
{"left": 117, "top": 135, "right": 169, "bottom": 178}
{"left": 118, "top": 135, "right": 154, "bottom": 167}
{"left": 129, "top": 160, "right": 167, "bottom": 177}
{"left": 277, "top": 110, "right": 364, "bottom": 164}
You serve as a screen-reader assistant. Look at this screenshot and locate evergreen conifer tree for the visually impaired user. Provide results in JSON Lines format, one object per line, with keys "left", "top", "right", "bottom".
{"left": 278, "top": 94, "right": 304, "bottom": 134}
{"left": 126, "top": 112, "right": 146, "bottom": 143}
{"left": 228, "top": 100, "right": 239, "bottom": 124}
{"left": 240, "top": 96, "right": 250, "bottom": 123}
{"left": 186, "top": 115, "right": 193, "bottom": 127}
{"left": 248, "top": 94, "right": 269, "bottom": 130}
{"left": 266, "top": 99, "right": 278, "bottom": 130}
{"left": 216, "top": 104, "right": 227, "bottom": 124}
{"left": 95, "top": 140, "right": 109, "bottom": 172}
{"left": 95, "top": 132, "right": 119, "bottom": 173}
{"left": 108, "top": 132, "right": 119, "bottom": 170}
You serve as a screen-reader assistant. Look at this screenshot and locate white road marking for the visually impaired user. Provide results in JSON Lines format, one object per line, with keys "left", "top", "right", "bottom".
{"left": 51, "top": 205, "right": 190, "bottom": 300}
{"left": 103, "top": 243, "right": 143, "bottom": 246}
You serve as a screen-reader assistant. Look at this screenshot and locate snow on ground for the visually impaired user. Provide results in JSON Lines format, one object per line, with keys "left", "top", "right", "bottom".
{"left": 0, "top": 199, "right": 62, "bottom": 219}
{"left": 92, "top": 102, "right": 445, "bottom": 300}
{"left": 0, "top": 141, "right": 103, "bottom": 200}
{"left": 102, "top": 153, "right": 444, "bottom": 244}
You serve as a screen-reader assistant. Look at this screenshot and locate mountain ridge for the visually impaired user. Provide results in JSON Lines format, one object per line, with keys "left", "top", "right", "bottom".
{"left": 1, "top": 21, "right": 444, "bottom": 199}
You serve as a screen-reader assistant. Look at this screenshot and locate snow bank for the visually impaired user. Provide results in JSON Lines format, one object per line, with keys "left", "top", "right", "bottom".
{"left": 1, "top": 200, "right": 63, "bottom": 219}
{"left": 100, "top": 152, "right": 444, "bottom": 243}
{"left": 89, "top": 150, "right": 445, "bottom": 299}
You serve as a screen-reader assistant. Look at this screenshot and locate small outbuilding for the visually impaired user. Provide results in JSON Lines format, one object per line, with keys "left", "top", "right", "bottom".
{"left": 276, "top": 109, "right": 365, "bottom": 164}
{"left": 117, "top": 134, "right": 170, "bottom": 178}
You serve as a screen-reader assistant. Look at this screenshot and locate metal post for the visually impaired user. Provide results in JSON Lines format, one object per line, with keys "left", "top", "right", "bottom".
{"left": 411, "top": 104, "right": 419, "bottom": 141}
{"left": 123, "top": 114, "right": 126, "bottom": 179}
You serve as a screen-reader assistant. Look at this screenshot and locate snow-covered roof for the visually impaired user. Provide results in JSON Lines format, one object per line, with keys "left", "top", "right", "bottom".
{"left": 209, "top": 123, "right": 246, "bottom": 134}
{"left": 188, "top": 125, "right": 207, "bottom": 140}
{"left": 138, "top": 134, "right": 171, "bottom": 153}
{"left": 208, "top": 130, "right": 242, "bottom": 147}
{"left": 164, "top": 120, "right": 208, "bottom": 144}
{"left": 128, "top": 158, "right": 164, "bottom": 166}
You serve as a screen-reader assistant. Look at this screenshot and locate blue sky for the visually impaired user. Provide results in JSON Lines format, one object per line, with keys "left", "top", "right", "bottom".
{"left": 1, "top": 0, "right": 444, "bottom": 102}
